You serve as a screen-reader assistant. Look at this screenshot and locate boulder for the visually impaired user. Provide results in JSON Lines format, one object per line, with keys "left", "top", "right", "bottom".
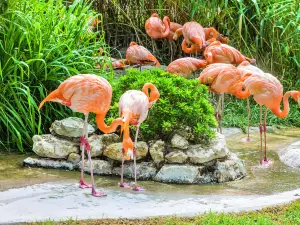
{"left": 103, "top": 141, "right": 148, "bottom": 161}
{"left": 32, "top": 134, "right": 78, "bottom": 159}
{"left": 112, "top": 162, "right": 157, "bottom": 180}
{"left": 50, "top": 117, "right": 95, "bottom": 138}
{"left": 279, "top": 141, "right": 300, "bottom": 170}
{"left": 214, "top": 153, "right": 246, "bottom": 183}
{"left": 79, "top": 160, "right": 113, "bottom": 175}
{"left": 88, "top": 134, "right": 120, "bottom": 157}
{"left": 176, "top": 126, "right": 194, "bottom": 141}
{"left": 249, "top": 126, "right": 273, "bottom": 134}
{"left": 186, "top": 133, "right": 229, "bottom": 164}
{"left": 221, "top": 128, "right": 243, "bottom": 137}
{"left": 23, "top": 157, "right": 75, "bottom": 170}
{"left": 170, "top": 134, "right": 189, "bottom": 150}
{"left": 155, "top": 165, "right": 200, "bottom": 184}
{"left": 67, "top": 153, "right": 81, "bottom": 163}
{"left": 165, "top": 151, "right": 188, "bottom": 164}
{"left": 149, "top": 140, "right": 165, "bottom": 165}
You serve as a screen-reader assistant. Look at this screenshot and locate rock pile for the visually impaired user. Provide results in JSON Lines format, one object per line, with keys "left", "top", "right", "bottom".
{"left": 24, "top": 117, "right": 246, "bottom": 184}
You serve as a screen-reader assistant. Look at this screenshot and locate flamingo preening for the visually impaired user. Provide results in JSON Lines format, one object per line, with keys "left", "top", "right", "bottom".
{"left": 145, "top": 13, "right": 170, "bottom": 39}
{"left": 39, "top": 74, "right": 123, "bottom": 197}
{"left": 118, "top": 83, "right": 160, "bottom": 191}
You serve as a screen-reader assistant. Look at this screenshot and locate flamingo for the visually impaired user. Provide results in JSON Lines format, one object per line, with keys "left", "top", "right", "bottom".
{"left": 145, "top": 13, "right": 170, "bottom": 39}
{"left": 204, "top": 27, "right": 229, "bottom": 45}
{"left": 173, "top": 22, "right": 206, "bottom": 54}
{"left": 118, "top": 83, "right": 160, "bottom": 191}
{"left": 126, "top": 42, "right": 160, "bottom": 70}
{"left": 167, "top": 22, "right": 183, "bottom": 40}
{"left": 39, "top": 74, "right": 123, "bottom": 197}
{"left": 198, "top": 63, "right": 251, "bottom": 133}
{"left": 241, "top": 72, "right": 300, "bottom": 167}
{"left": 204, "top": 41, "right": 255, "bottom": 64}
{"left": 167, "top": 57, "right": 207, "bottom": 78}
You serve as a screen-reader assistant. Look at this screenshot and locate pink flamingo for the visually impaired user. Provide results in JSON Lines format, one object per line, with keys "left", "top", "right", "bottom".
{"left": 39, "top": 74, "right": 123, "bottom": 197}
{"left": 118, "top": 83, "right": 160, "bottom": 191}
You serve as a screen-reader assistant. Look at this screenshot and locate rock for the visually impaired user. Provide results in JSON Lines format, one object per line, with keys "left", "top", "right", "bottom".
{"left": 176, "top": 126, "right": 194, "bottom": 141}
{"left": 67, "top": 153, "right": 81, "bottom": 163}
{"left": 155, "top": 165, "right": 200, "bottom": 184}
{"left": 32, "top": 135, "right": 78, "bottom": 159}
{"left": 23, "top": 157, "right": 75, "bottom": 170}
{"left": 214, "top": 153, "right": 246, "bottom": 183}
{"left": 103, "top": 141, "right": 148, "bottom": 161}
{"left": 248, "top": 126, "right": 273, "bottom": 134}
{"left": 79, "top": 160, "right": 112, "bottom": 175}
{"left": 170, "top": 134, "right": 189, "bottom": 150}
{"left": 149, "top": 140, "right": 165, "bottom": 165}
{"left": 165, "top": 151, "right": 188, "bottom": 164}
{"left": 186, "top": 133, "right": 229, "bottom": 164}
{"left": 50, "top": 117, "right": 95, "bottom": 138}
{"left": 221, "top": 128, "right": 243, "bottom": 137}
{"left": 279, "top": 141, "right": 300, "bottom": 170}
{"left": 112, "top": 162, "right": 157, "bottom": 180}
{"left": 88, "top": 134, "right": 120, "bottom": 157}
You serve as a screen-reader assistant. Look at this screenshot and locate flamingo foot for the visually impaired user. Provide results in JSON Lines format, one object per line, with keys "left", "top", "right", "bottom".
{"left": 240, "top": 137, "right": 251, "bottom": 143}
{"left": 259, "top": 159, "right": 272, "bottom": 168}
{"left": 132, "top": 186, "right": 145, "bottom": 191}
{"left": 92, "top": 188, "right": 107, "bottom": 197}
{"left": 79, "top": 180, "right": 92, "bottom": 189}
{"left": 119, "top": 182, "right": 131, "bottom": 188}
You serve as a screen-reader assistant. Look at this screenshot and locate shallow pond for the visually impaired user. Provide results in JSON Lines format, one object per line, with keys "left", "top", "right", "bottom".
{"left": 1, "top": 128, "right": 300, "bottom": 196}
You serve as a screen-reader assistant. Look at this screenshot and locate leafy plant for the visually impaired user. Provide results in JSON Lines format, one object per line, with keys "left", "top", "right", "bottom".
{"left": 0, "top": 0, "right": 110, "bottom": 152}
{"left": 107, "top": 68, "right": 217, "bottom": 144}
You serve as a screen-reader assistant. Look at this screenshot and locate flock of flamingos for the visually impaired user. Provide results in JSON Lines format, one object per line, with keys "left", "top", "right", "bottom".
{"left": 38, "top": 13, "right": 300, "bottom": 197}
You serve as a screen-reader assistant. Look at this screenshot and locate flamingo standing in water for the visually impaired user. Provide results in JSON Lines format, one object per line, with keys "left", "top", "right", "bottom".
{"left": 167, "top": 57, "right": 207, "bottom": 78}
{"left": 198, "top": 63, "right": 251, "bottom": 133}
{"left": 118, "top": 83, "right": 160, "bottom": 191}
{"left": 241, "top": 72, "right": 300, "bottom": 167}
{"left": 204, "top": 41, "right": 255, "bottom": 64}
{"left": 39, "top": 74, "right": 123, "bottom": 197}
{"left": 173, "top": 21, "right": 206, "bottom": 54}
{"left": 126, "top": 42, "right": 160, "bottom": 70}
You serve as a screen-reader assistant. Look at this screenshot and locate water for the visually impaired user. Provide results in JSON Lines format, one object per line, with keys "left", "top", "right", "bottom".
{"left": 1, "top": 128, "right": 300, "bottom": 196}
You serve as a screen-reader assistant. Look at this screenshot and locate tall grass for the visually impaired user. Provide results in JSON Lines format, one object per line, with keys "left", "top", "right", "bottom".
{"left": 0, "top": 0, "right": 110, "bottom": 152}
{"left": 94, "top": 0, "right": 299, "bottom": 90}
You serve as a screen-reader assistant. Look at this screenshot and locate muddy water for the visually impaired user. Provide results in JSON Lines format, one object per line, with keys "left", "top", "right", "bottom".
{"left": 1, "top": 128, "right": 300, "bottom": 196}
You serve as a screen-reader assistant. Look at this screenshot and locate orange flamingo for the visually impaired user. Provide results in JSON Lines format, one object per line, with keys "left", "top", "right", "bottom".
{"left": 126, "top": 42, "right": 160, "bottom": 69}
{"left": 204, "top": 41, "right": 255, "bottom": 64}
{"left": 204, "top": 27, "right": 229, "bottom": 45}
{"left": 39, "top": 74, "right": 123, "bottom": 197}
{"left": 167, "top": 22, "right": 183, "bottom": 40}
{"left": 145, "top": 13, "right": 170, "bottom": 39}
{"left": 173, "top": 22, "right": 206, "bottom": 54}
{"left": 119, "top": 83, "right": 160, "bottom": 191}
{"left": 241, "top": 72, "right": 300, "bottom": 167}
{"left": 167, "top": 57, "right": 207, "bottom": 78}
{"left": 198, "top": 63, "right": 251, "bottom": 133}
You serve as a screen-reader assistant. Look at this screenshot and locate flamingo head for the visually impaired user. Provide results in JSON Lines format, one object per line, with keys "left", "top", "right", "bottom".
{"left": 129, "top": 41, "right": 137, "bottom": 47}
{"left": 122, "top": 137, "right": 134, "bottom": 160}
{"left": 152, "top": 13, "right": 159, "bottom": 17}
{"left": 291, "top": 91, "right": 300, "bottom": 107}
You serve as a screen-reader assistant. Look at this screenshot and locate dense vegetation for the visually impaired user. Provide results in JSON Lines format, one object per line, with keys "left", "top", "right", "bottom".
{"left": 107, "top": 69, "right": 217, "bottom": 144}
{"left": 28, "top": 199, "right": 300, "bottom": 224}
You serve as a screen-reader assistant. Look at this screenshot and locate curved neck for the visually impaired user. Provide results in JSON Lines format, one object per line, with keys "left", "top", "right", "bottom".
{"left": 205, "top": 27, "right": 218, "bottom": 39}
{"left": 96, "top": 113, "right": 122, "bottom": 133}
{"left": 142, "top": 83, "right": 160, "bottom": 104}
{"left": 182, "top": 40, "right": 197, "bottom": 54}
{"left": 173, "top": 27, "right": 183, "bottom": 40}
{"left": 232, "top": 83, "right": 251, "bottom": 99}
{"left": 270, "top": 91, "right": 293, "bottom": 118}
{"left": 162, "top": 16, "right": 170, "bottom": 37}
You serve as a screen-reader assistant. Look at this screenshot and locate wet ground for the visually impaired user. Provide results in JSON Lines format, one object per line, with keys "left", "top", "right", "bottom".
{"left": 0, "top": 128, "right": 300, "bottom": 223}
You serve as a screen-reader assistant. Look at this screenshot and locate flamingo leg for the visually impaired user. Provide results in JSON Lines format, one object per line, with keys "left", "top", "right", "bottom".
{"left": 84, "top": 114, "right": 106, "bottom": 197}
{"left": 215, "top": 94, "right": 223, "bottom": 134}
{"left": 169, "top": 40, "right": 173, "bottom": 62}
{"left": 132, "top": 125, "right": 144, "bottom": 191}
{"left": 259, "top": 106, "right": 263, "bottom": 166}
{"left": 247, "top": 98, "right": 251, "bottom": 142}
{"left": 79, "top": 114, "right": 91, "bottom": 189}
{"left": 119, "top": 148, "right": 130, "bottom": 188}
{"left": 263, "top": 108, "right": 269, "bottom": 164}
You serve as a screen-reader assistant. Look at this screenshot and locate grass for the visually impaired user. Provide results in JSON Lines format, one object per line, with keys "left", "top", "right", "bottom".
{"left": 26, "top": 199, "right": 300, "bottom": 224}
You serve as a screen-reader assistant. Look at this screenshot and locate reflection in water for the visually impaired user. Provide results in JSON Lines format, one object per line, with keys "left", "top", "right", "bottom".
{"left": 0, "top": 128, "right": 300, "bottom": 196}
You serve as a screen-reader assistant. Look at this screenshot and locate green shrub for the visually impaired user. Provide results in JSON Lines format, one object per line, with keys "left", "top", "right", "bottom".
{"left": 107, "top": 69, "right": 217, "bottom": 144}
{"left": 0, "top": 0, "right": 110, "bottom": 151}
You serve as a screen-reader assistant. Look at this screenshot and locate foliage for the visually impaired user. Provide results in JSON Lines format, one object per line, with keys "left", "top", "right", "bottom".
{"left": 94, "top": 0, "right": 300, "bottom": 90}
{"left": 0, "top": 0, "right": 109, "bottom": 152}
{"left": 107, "top": 68, "right": 217, "bottom": 144}
{"left": 27, "top": 199, "right": 300, "bottom": 224}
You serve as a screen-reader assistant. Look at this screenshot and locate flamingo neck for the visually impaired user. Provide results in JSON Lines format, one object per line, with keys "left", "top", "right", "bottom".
{"left": 270, "top": 91, "right": 293, "bottom": 118}
{"left": 96, "top": 113, "right": 122, "bottom": 133}
{"left": 162, "top": 16, "right": 170, "bottom": 37}
{"left": 142, "top": 83, "right": 160, "bottom": 105}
